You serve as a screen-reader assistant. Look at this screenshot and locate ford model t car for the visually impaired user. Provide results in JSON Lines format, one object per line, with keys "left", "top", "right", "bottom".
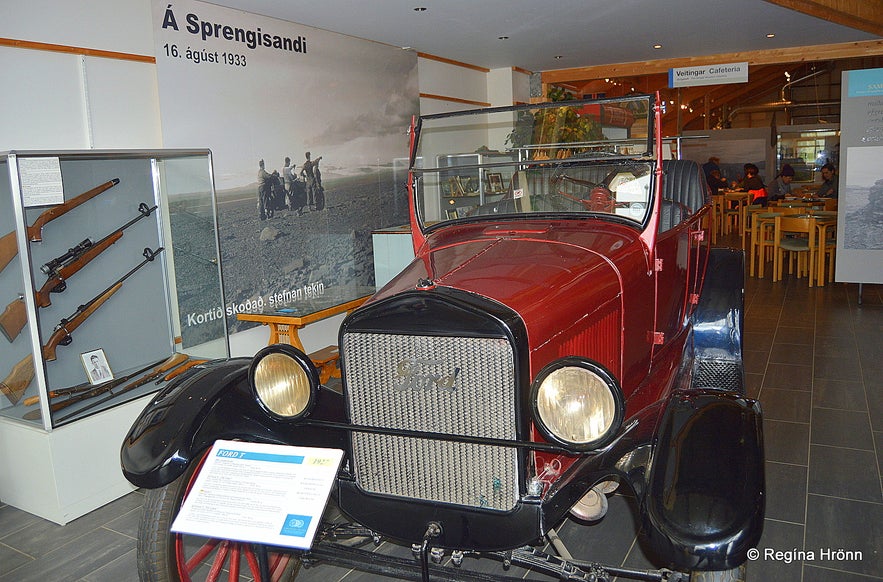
{"left": 122, "top": 94, "right": 764, "bottom": 582}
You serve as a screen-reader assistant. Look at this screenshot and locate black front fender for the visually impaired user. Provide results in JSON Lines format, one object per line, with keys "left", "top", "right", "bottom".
{"left": 120, "top": 357, "right": 350, "bottom": 489}
{"left": 120, "top": 358, "right": 254, "bottom": 488}
{"left": 642, "top": 389, "right": 764, "bottom": 571}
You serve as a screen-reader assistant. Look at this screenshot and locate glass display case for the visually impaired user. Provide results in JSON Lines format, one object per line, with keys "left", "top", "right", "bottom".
{"left": 0, "top": 150, "right": 227, "bottom": 430}
{"left": 0, "top": 149, "right": 227, "bottom": 523}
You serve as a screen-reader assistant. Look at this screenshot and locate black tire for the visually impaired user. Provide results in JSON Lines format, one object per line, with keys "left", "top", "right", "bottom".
{"left": 691, "top": 564, "right": 747, "bottom": 582}
{"left": 137, "top": 451, "right": 300, "bottom": 582}
{"left": 314, "top": 186, "right": 325, "bottom": 211}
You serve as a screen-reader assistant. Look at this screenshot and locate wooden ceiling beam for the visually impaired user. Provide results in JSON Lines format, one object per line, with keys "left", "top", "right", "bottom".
{"left": 763, "top": 0, "right": 883, "bottom": 36}
{"left": 541, "top": 39, "right": 883, "bottom": 84}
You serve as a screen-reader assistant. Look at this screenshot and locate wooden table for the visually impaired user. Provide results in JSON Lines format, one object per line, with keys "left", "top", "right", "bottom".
{"left": 748, "top": 211, "right": 782, "bottom": 278}
{"left": 236, "top": 286, "right": 375, "bottom": 352}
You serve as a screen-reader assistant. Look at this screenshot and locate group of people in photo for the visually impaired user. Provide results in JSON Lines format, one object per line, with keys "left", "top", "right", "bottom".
{"left": 257, "top": 151, "right": 324, "bottom": 220}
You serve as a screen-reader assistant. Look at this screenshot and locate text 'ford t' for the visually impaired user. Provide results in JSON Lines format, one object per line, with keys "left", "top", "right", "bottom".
{"left": 122, "top": 94, "right": 765, "bottom": 582}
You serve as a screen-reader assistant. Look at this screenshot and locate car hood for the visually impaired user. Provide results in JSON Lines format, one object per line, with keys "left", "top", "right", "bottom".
{"left": 377, "top": 222, "right": 644, "bottom": 349}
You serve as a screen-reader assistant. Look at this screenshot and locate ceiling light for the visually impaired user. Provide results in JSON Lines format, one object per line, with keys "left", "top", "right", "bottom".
{"left": 498, "top": 36, "right": 509, "bottom": 40}
{"left": 413, "top": 7, "right": 427, "bottom": 12}
{"left": 604, "top": 78, "right": 610, "bottom": 82}
{"left": 766, "top": 33, "right": 775, "bottom": 38}
{"left": 785, "top": 71, "right": 791, "bottom": 79}
{"left": 554, "top": 55, "right": 563, "bottom": 59}
{"left": 653, "top": 44, "right": 662, "bottom": 50}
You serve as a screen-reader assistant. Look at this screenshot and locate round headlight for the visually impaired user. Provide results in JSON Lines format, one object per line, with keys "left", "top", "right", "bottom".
{"left": 251, "top": 347, "right": 317, "bottom": 418}
{"left": 533, "top": 359, "right": 623, "bottom": 449}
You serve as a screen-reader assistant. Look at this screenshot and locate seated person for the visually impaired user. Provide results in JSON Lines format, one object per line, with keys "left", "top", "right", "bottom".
{"left": 706, "top": 168, "right": 727, "bottom": 196}
{"left": 817, "top": 163, "right": 838, "bottom": 199}
{"left": 767, "top": 163, "right": 795, "bottom": 202}
{"left": 742, "top": 163, "right": 768, "bottom": 206}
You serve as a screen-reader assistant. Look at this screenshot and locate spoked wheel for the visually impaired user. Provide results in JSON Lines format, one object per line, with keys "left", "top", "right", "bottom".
{"left": 137, "top": 450, "right": 301, "bottom": 582}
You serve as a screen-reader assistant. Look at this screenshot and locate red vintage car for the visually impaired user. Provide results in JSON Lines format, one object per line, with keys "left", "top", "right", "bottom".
{"left": 122, "top": 94, "right": 764, "bottom": 582}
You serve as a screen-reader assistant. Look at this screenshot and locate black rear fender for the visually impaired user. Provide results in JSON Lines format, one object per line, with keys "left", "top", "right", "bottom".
{"left": 642, "top": 389, "right": 764, "bottom": 571}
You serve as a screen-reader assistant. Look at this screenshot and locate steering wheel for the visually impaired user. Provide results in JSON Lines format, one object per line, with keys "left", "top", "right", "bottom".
{"left": 581, "top": 186, "right": 615, "bottom": 212}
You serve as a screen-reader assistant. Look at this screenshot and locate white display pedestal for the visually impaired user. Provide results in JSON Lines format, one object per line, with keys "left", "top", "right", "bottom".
{"left": 372, "top": 225, "right": 415, "bottom": 287}
{"left": 0, "top": 394, "right": 150, "bottom": 525}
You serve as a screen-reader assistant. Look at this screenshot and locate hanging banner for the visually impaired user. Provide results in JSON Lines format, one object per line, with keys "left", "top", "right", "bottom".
{"left": 835, "top": 67, "right": 883, "bottom": 284}
{"left": 151, "top": 0, "right": 419, "bottom": 341}
{"left": 669, "top": 62, "right": 748, "bottom": 88}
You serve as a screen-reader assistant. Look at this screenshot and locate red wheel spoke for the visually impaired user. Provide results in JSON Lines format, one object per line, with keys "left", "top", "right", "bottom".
{"left": 243, "top": 546, "right": 262, "bottom": 580}
{"left": 183, "top": 536, "right": 220, "bottom": 571}
{"left": 205, "top": 540, "right": 230, "bottom": 582}
{"left": 228, "top": 544, "right": 241, "bottom": 582}
{"left": 270, "top": 554, "right": 291, "bottom": 579}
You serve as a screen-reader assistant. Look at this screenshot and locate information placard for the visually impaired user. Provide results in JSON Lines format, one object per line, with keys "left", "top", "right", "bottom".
{"left": 18, "top": 157, "right": 64, "bottom": 207}
{"left": 171, "top": 440, "right": 343, "bottom": 549}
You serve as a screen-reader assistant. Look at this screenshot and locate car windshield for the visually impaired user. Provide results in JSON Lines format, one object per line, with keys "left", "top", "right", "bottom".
{"left": 411, "top": 95, "right": 655, "bottom": 229}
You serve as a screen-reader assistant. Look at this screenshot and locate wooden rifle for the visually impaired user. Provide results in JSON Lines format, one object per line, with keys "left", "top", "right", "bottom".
{"left": 43, "top": 246, "right": 164, "bottom": 361}
{"left": 53, "top": 353, "right": 193, "bottom": 423}
{"left": 0, "top": 178, "right": 119, "bottom": 275}
{"left": 0, "top": 202, "right": 157, "bottom": 343}
{"left": 0, "top": 246, "right": 163, "bottom": 405}
{"left": 21, "top": 356, "right": 175, "bottom": 421}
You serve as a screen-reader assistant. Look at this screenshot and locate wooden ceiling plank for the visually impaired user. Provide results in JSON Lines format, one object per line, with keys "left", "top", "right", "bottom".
{"left": 541, "top": 39, "right": 883, "bottom": 84}
{"left": 764, "top": 0, "right": 883, "bottom": 36}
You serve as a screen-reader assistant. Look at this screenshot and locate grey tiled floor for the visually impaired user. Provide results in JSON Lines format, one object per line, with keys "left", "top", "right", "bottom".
{"left": 1, "top": 255, "right": 881, "bottom": 581}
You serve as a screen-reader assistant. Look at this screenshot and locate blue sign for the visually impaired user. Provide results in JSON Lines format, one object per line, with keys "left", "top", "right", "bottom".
{"left": 216, "top": 449, "right": 304, "bottom": 464}
{"left": 847, "top": 68, "right": 883, "bottom": 97}
{"left": 280, "top": 514, "right": 312, "bottom": 537}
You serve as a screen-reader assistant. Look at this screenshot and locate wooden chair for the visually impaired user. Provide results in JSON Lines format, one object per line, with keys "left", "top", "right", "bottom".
{"left": 741, "top": 204, "right": 764, "bottom": 251}
{"left": 773, "top": 215, "right": 817, "bottom": 285}
{"left": 817, "top": 220, "right": 837, "bottom": 285}
{"left": 823, "top": 198, "right": 838, "bottom": 211}
{"left": 751, "top": 211, "right": 781, "bottom": 278}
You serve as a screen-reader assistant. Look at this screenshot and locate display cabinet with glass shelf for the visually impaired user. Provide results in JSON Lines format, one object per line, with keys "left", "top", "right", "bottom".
{"left": 0, "top": 149, "right": 227, "bottom": 524}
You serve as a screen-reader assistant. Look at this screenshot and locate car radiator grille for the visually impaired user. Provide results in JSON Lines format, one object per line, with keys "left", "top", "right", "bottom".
{"left": 342, "top": 332, "right": 520, "bottom": 511}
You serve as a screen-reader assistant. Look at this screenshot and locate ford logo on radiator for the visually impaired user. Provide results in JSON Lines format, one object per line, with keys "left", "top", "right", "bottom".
{"left": 394, "top": 358, "right": 460, "bottom": 392}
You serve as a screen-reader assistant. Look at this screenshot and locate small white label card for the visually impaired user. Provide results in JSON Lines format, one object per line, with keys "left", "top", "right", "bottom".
{"left": 171, "top": 440, "right": 343, "bottom": 549}
{"left": 18, "top": 157, "right": 64, "bottom": 207}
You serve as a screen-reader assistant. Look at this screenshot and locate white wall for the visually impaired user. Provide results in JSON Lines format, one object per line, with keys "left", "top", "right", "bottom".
{"left": 1, "top": 0, "right": 518, "bottom": 358}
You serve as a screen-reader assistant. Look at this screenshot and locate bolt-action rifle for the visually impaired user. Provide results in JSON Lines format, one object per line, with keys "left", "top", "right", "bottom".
{"left": 0, "top": 202, "right": 157, "bottom": 343}
{"left": 0, "top": 246, "right": 163, "bottom": 404}
{"left": 0, "top": 178, "right": 120, "bottom": 275}
{"left": 43, "top": 246, "right": 164, "bottom": 361}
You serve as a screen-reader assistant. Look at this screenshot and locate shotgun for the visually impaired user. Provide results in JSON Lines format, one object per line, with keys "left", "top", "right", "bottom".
{"left": 0, "top": 203, "right": 158, "bottom": 344}
{"left": 43, "top": 246, "right": 164, "bottom": 361}
{"left": 53, "top": 353, "right": 191, "bottom": 423}
{"left": 0, "top": 177, "right": 120, "bottom": 279}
